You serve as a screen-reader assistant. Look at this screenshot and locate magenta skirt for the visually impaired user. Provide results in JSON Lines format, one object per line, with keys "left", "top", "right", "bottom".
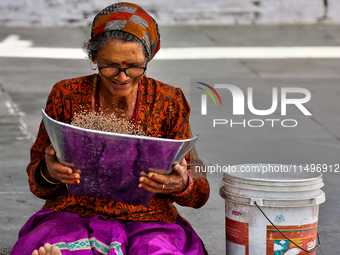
{"left": 11, "top": 209, "right": 205, "bottom": 255}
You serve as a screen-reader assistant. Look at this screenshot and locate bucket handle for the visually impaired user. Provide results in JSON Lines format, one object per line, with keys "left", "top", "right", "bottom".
{"left": 254, "top": 201, "right": 320, "bottom": 253}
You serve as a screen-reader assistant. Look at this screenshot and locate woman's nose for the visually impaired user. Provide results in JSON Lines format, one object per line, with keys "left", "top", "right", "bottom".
{"left": 115, "top": 70, "right": 129, "bottom": 81}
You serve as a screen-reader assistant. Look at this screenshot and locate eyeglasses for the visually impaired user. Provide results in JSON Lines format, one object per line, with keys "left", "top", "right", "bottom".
{"left": 96, "top": 57, "right": 147, "bottom": 78}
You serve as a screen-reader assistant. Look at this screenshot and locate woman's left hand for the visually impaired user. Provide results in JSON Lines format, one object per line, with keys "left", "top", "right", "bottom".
{"left": 139, "top": 158, "right": 188, "bottom": 194}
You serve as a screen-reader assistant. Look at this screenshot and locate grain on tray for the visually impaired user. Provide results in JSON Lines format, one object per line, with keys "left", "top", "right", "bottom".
{"left": 71, "top": 109, "right": 145, "bottom": 136}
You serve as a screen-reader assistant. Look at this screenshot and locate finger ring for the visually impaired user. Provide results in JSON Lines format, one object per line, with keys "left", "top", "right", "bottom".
{"left": 162, "top": 184, "right": 165, "bottom": 190}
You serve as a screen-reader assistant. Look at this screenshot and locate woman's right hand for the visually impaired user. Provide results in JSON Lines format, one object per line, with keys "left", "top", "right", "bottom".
{"left": 44, "top": 145, "right": 80, "bottom": 185}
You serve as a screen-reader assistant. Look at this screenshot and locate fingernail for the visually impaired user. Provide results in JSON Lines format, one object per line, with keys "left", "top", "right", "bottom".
{"left": 75, "top": 180, "right": 80, "bottom": 184}
{"left": 74, "top": 175, "right": 78, "bottom": 179}
{"left": 139, "top": 184, "right": 143, "bottom": 189}
{"left": 150, "top": 174, "right": 154, "bottom": 178}
{"left": 141, "top": 179, "right": 145, "bottom": 183}
{"left": 67, "top": 170, "right": 71, "bottom": 174}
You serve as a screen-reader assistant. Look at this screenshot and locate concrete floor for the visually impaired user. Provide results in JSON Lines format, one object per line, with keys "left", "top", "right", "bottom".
{"left": 1, "top": 24, "right": 340, "bottom": 254}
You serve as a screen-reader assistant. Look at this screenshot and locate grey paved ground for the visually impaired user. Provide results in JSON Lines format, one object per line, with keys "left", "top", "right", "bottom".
{"left": 1, "top": 24, "right": 340, "bottom": 254}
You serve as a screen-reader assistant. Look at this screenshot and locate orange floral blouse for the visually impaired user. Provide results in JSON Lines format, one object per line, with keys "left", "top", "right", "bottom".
{"left": 27, "top": 75, "right": 210, "bottom": 223}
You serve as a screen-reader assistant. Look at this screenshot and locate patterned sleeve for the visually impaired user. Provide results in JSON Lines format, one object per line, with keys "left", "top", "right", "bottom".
{"left": 166, "top": 88, "right": 210, "bottom": 209}
{"left": 27, "top": 83, "right": 68, "bottom": 199}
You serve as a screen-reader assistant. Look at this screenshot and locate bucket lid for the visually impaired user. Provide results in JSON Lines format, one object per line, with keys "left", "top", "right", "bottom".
{"left": 219, "top": 186, "right": 326, "bottom": 207}
{"left": 223, "top": 164, "right": 322, "bottom": 183}
{"left": 221, "top": 178, "right": 324, "bottom": 192}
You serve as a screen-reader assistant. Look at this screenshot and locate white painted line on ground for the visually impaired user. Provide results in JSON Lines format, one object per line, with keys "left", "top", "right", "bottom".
{"left": 1, "top": 34, "right": 340, "bottom": 59}
{"left": 0, "top": 82, "right": 35, "bottom": 140}
{"left": 0, "top": 46, "right": 87, "bottom": 59}
{"left": 156, "top": 47, "right": 340, "bottom": 59}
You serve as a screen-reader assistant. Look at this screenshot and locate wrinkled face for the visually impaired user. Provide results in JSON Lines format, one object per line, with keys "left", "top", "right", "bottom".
{"left": 94, "top": 39, "right": 147, "bottom": 98}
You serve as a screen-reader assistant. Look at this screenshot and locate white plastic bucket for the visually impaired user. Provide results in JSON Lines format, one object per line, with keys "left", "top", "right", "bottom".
{"left": 219, "top": 164, "right": 325, "bottom": 255}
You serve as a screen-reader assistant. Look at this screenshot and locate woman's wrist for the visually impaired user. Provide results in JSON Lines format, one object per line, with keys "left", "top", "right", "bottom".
{"left": 38, "top": 160, "right": 61, "bottom": 186}
{"left": 171, "top": 173, "right": 192, "bottom": 197}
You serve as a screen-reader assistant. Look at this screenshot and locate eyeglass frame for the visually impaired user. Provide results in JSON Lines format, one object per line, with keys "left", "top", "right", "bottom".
{"left": 95, "top": 56, "right": 148, "bottom": 78}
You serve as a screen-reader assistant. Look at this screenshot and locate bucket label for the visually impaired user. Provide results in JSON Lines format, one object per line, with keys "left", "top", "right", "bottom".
{"left": 226, "top": 217, "right": 249, "bottom": 255}
{"left": 266, "top": 222, "right": 318, "bottom": 255}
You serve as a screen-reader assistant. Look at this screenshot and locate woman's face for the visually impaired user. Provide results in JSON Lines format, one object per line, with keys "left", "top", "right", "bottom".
{"left": 94, "top": 39, "right": 146, "bottom": 98}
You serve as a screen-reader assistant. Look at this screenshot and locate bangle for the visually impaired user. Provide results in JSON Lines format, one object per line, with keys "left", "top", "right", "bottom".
{"left": 39, "top": 163, "right": 61, "bottom": 185}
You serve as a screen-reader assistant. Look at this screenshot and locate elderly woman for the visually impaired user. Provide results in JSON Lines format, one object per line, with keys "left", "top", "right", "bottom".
{"left": 11, "top": 2, "right": 210, "bottom": 255}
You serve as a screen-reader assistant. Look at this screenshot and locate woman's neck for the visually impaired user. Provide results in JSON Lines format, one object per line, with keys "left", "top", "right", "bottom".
{"left": 100, "top": 89, "right": 136, "bottom": 117}
{"left": 95, "top": 78, "right": 139, "bottom": 120}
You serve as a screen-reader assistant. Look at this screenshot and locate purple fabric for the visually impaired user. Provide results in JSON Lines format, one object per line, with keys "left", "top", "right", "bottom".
{"left": 11, "top": 209, "right": 205, "bottom": 255}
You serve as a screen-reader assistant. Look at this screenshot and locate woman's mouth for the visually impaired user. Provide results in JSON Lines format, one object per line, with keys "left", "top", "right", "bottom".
{"left": 111, "top": 81, "right": 130, "bottom": 87}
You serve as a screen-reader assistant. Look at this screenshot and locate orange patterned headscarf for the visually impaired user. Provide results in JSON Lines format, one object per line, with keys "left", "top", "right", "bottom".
{"left": 91, "top": 2, "right": 161, "bottom": 61}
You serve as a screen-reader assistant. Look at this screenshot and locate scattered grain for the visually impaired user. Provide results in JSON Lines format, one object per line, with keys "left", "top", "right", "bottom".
{"left": 71, "top": 109, "right": 145, "bottom": 136}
